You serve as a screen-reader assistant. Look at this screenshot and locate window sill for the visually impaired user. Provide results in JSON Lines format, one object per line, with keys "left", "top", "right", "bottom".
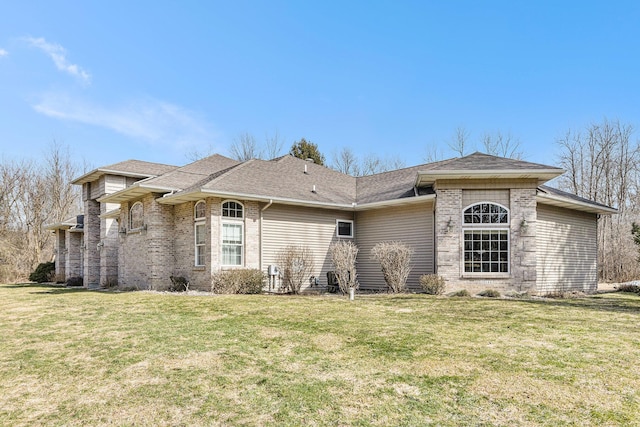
{"left": 193, "top": 266, "right": 206, "bottom": 271}
{"left": 127, "top": 227, "right": 145, "bottom": 235}
{"left": 461, "top": 273, "right": 511, "bottom": 279}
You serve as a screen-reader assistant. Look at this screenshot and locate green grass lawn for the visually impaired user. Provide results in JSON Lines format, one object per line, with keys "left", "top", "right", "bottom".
{"left": 1, "top": 284, "right": 639, "bottom": 426}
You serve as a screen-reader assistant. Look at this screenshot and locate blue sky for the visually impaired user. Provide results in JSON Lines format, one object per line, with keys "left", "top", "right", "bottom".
{"left": 0, "top": 1, "right": 638, "bottom": 170}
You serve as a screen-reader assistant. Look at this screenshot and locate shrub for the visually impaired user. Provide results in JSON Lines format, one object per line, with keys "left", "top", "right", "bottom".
{"left": 420, "top": 274, "right": 446, "bottom": 295}
{"left": 169, "top": 276, "right": 190, "bottom": 292}
{"left": 211, "top": 269, "right": 266, "bottom": 294}
{"left": 66, "top": 276, "right": 83, "bottom": 287}
{"left": 329, "top": 241, "right": 359, "bottom": 294}
{"left": 617, "top": 283, "right": 640, "bottom": 294}
{"left": 478, "top": 289, "right": 501, "bottom": 298}
{"left": 450, "top": 289, "right": 471, "bottom": 297}
{"left": 276, "top": 245, "right": 315, "bottom": 294}
{"left": 28, "top": 262, "right": 55, "bottom": 283}
{"left": 371, "top": 241, "right": 413, "bottom": 293}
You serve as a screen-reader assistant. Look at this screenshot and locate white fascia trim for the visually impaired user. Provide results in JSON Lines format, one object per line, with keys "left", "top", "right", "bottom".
{"left": 536, "top": 193, "right": 618, "bottom": 214}
{"left": 44, "top": 221, "right": 76, "bottom": 230}
{"left": 97, "top": 183, "right": 177, "bottom": 203}
{"left": 72, "top": 169, "right": 156, "bottom": 185}
{"left": 159, "top": 188, "right": 436, "bottom": 211}
{"left": 99, "top": 208, "right": 121, "bottom": 219}
{"left": 355, "top": 194, "right": 436, "bottom": 210}
{"left": 158, "top": 189, "right": 355, "bottom": 210}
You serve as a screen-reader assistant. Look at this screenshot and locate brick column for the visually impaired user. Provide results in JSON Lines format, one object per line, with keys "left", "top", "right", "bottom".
{"left": 509, "top": 188, "right": 537, "bottom": 292}
{"left": 83, "top": 198, "right": 101, "bottom": 287}
{"left": 55, "top": 230, "right": 66, "bottom": 278}
{"left": 435, "top": 188, "right": 463, "bottom": 283}
{"left": 100, "top": 203, "right": 120, "bottom": 287}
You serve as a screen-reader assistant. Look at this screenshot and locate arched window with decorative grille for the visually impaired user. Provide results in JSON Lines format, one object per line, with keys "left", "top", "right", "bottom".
{"left": 462, "top": 203, "right": 509, "bottom": 274}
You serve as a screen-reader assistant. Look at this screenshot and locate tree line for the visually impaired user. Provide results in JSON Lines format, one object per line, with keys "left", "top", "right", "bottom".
{"left": 1, "top": 119, "right": 638, "bottom": 283}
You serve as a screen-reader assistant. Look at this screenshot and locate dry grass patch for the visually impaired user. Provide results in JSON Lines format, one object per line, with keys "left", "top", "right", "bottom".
{"left": 0, "top": 283, "right": 639, "bottom": 426}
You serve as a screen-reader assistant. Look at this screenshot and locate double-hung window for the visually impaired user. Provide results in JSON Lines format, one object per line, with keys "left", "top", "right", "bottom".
{"left": 462, "top": 203, "right": 509, "bottom": 274}
{"left": 221, "top": 201, "right": 243, "bottom": 266}
{"left": 194, "top": 201, "right": 206, "bottom": 266}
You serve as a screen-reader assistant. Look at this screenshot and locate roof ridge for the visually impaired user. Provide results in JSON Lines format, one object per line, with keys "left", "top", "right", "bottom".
{"left": 177, "top": 161, "right": 249, "bottom": 194}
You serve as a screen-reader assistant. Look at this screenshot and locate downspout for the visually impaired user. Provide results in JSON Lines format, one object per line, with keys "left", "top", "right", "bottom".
{"left": 260, "top": 200, "right": 273, "bottom": 272}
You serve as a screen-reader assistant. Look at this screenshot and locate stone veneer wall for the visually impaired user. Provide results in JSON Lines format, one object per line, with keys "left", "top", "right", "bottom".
{"left": 99, "top": 202, "right": 120, "bottom": 287}
{"left": 83, "top": 196, "right": 101, "bottom": 287}
{"left": 435, "top": 184, "right": 537, "bottom": 293}
{"left": 66, "top": 231, "right": 83, "bottom": 278}
{"left": 55, "top": 230, "right": 66, "bottom": 277}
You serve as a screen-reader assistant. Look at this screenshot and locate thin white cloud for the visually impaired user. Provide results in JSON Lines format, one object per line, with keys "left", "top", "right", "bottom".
{"left": 0, "top": 48, "right": 7, "bottom": 57}
{"left": 24, "top": 37, "right": 90, "bottom": 84}
{"left": 32, "top": 92, "right": 217, "bottom": 149}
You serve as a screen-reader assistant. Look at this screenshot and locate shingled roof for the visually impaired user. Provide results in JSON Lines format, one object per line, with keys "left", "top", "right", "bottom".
{"left": 72, "top": 159, "right": 177, "bottom": 185}
{"left": 92, "top": 152, "right": 614, "bottom": 214}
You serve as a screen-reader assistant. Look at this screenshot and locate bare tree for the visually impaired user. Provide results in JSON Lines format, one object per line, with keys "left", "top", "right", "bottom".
{"left": 448, "top": 126, "right": 471, "bottom": 157}
{"left": 264, "top": 130, "right": 286, "bottom": 160}
{"left": 424, "top": 145, "right": 446, "bottom": 163}
{"left": 360, "top": 154, "right": 405, "bottom": 176}
{"left": 185, "top": 144, "right": 216, "bottom": 162}
{"left": 556, "top": 118, "right": 640, "bottom": 281}
{"left": 332, "top": 148, "right": 361, "bottom": 176}
{"left": 230, "top": 132, "right": 261, "bottom": 161}
{"left": 482, "top": 131, "right": 523, "bottom": 159}
{"left": 0, "top": 142, "right": 81, "bottom": 282}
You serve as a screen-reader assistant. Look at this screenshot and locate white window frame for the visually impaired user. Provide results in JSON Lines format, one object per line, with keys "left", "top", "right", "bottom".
{"left": 221, "top": 200, "right": 244, "bottom": 267}
{"left": 194, "top": 200, "right": 206, "bottom": 267}
{"left": 336, "top": 219, "right": 354, "bottom": 238}
{"left": 129, "top": 201, "right": 144, "bottom": 230}
{"left": 461, "top": 202, "right": 510, "bottom": 276}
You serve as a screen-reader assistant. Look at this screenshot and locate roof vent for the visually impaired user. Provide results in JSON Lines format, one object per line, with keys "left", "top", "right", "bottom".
{"left": 304, "top": 164, "right": 308, "bottom": 174}
{"left": 312, "top": 185, "right": 317, "bottom": 193}
{"left": 305, "top": 158, "right": 315, "bottom": 163}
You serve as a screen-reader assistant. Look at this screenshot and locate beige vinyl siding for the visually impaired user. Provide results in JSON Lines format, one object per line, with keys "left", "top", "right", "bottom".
{"left": 462, "top": 190, "right": 510, "bottom": 209}
{"left": 105, "top": 174, "right": 126, "bottom": 194}
{"left": 355, "top": 202, "right": 434, "bottom": 292}
{"left": 536, "top": 204, "right": 598, "bottom": 293}
{"left": 262, "top": 204, "right": 354, "bottom": 291}
{"left": 90, "top": 176, "right": 106, "bottom": 199}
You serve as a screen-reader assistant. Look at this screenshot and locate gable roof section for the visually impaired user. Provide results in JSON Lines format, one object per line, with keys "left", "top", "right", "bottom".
{"left": 537, "top": 185, "right": 618, "bottom": 214}
{"left": 356, "top": 163, "right": 435, "bottom": 205}
{"left": 98, "top": 154, "right": 240, "bottom": 204}
{"left": 415, "top": 152, "right": 564, "bottom": 186}
{"left": 72, "top": 160, "right": 177, "bottom": 185}
{"left": 159, "top": 156, "right": 357, "bottom": 208}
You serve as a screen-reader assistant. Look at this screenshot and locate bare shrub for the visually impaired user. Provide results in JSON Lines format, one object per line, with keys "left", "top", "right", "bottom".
{"left": 420, "top": 274, "right": 446, "bottom": 295}
{"left": 276, "top": 245, "right": 315, "bottom": 294}
{"left": 329, "top": 241, "right": 359, "bottom": 294}
{"left": 478, "top": 289, "right": 501, "bottom": 298}
{"left": 211, "top": 269, "right": 265, "bottom": 294}
{"left": 371, "top": 241, "right": 412, "bottom": 293}
{"left": 169, "top": 276, "right": 190, "bottom": 292}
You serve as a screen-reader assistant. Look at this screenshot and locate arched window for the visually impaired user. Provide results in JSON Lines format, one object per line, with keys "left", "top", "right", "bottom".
{"left": 462, "top": 203, "right": 509, "bottom": 274}
{"left": 221, "top": 201, "right": 244, "bottom": 266}
{"left": 463, "top": 202, "right": 508, "bottom": 224}
{"left": 194, "top": 200, "right": 206, "bottom": 220}
{"left": 129, "top": 202, "right": 144, "bottom": 230}
{"left": 194, "top": 201, "right": 206, "bottom": 266}
{"left": 222, "top": 201, "right": 243, "bottom": 219}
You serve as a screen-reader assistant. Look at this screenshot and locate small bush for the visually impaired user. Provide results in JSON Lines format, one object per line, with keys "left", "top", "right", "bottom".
{"left": 211, "top": 269, "right": 266, "bottom": 294}
{"left": 420, "top": 274, "right": 446, "bottom": 295}
{"left": 169, "top": 276, "right": 190, "bottom": 292}
{"left": 478, "top": 289, "right": 501, "bottom": 298}
{"left": 329, "top": 241, "right": 359, "bottom": 294}
{"left": 29, "top": 262, "right": 55, "bottom": 283}
{"left": 371, "top": 241, "right": 413, "bottom": 293}
{"left": 276, "top": 245, "right": 315, "bottom": 294}
{"left": 617, "top": 284, "right": 640, "bottom": 294}
{"left": 66, "top": 276, "right": 83, "bottom": 287}
{"left": 450, "top": 289, "right": 471, "bottom": 297}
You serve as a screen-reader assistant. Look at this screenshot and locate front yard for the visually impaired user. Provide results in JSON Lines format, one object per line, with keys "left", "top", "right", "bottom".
{"left": 0, "top": 284, "right": 638, "bottom": 426}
